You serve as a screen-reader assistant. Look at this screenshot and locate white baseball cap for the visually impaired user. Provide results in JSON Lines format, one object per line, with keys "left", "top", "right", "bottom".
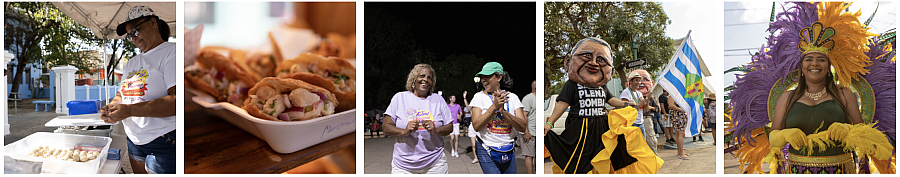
{"left": 116, "top": 5, "right": 158, "bottom": 36}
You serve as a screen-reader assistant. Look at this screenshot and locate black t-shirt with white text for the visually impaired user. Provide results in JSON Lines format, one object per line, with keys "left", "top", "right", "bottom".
{"left": 556, "top": 80, "right": 613, "bottom": 120}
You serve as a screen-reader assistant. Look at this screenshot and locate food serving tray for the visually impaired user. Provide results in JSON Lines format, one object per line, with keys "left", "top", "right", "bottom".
{"left": 44, "top": 114, "right": 115, "bottom": 127}
{"left": 4, "top": 132, "right": 111, "bottom": 174}
{"left": 188, "top": 88, "right": 356, "bottom": 154}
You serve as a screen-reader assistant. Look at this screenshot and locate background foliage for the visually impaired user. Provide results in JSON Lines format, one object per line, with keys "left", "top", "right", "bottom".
{"left": 545, "top": 2, "right": 675, "bottom": 96}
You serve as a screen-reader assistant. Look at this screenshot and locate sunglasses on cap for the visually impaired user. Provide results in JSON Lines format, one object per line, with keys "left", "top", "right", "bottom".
{"left": 125, "top": 19, "right": 151, "bottom": 41}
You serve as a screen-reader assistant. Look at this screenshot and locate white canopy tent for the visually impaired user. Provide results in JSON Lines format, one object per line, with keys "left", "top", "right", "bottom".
{"left": 52, "top": 2, "right": 176, "bottom": 40}
{"left": 52, "top": 2, "right": 175, "bottom": 105}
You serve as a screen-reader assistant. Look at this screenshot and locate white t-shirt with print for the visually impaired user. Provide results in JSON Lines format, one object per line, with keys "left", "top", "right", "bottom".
{"left": 120, "top": 42, "right": 177, "bottom": 145}
{"left": 470, "top": 90, "right": 524, "bottom": 147}
{"left": 619, "top": 87, "right": 644, "bottom": 125}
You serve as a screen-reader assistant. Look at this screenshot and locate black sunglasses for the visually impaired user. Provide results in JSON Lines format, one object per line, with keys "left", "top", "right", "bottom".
{"left": 125, "top": 19, "right": 151, "bottom": 41}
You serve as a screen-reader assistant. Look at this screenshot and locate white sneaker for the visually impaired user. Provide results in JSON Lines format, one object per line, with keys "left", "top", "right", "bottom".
{"left": 452, "top": 150, "right": 458, "bottom": 157}
{"left": 471, "top": 159, "right": 479, "bottom": 164}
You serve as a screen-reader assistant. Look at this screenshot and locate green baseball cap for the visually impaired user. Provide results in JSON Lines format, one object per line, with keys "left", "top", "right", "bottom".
{"left": 475, "top": 62, "right": 504, "bottom": 76}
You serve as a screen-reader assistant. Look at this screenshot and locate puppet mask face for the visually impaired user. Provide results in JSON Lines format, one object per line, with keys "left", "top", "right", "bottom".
{"left": 631, "top": 70, "right": 653, "bottom": 96}
{"left": 565, "top": 41, "right": 613, "bottom": 87}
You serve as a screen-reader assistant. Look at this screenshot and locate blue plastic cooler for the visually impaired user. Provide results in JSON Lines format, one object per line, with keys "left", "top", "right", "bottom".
{"left": 67, "top": 99, "right": 101, "bottom": 115}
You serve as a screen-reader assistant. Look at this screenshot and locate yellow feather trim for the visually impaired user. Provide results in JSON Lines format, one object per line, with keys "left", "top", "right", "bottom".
{"left": 870, "top": 153, "right": 896, "bottom": 174}
{"left": 735, "top": 127, "right": 773, "bottom": 174}
{"left": 768, "top": 147, "right": 784, "bottom": 174}
{"left": 773, "top": 122, "right": 892, "bottom": 160}
{"left": 838, "top": 123, "right": 893, "bottom": 160}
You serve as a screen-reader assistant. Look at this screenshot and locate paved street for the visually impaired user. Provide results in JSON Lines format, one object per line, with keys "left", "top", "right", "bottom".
{"left": 543, "top": 131, "right": 717, "bottom": 174}
{"left": 5, "top": 105, "right": 59, "bottom": 145}
{"left": 364, "top": 129, "right": 532, "bottom": 174}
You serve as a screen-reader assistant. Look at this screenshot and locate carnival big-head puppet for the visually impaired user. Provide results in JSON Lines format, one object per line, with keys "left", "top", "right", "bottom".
{"left": 627, "top": 69, "right": 653, "bottom": 96}
{"left": 564, "top": 37, "right": 614, "bottom": 87}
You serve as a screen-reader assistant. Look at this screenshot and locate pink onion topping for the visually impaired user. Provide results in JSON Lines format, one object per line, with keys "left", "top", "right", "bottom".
{"left": 214, "top": 69, "right": 225, "bottom": 80}
{"left": 312, "top": 92, "right": 327, "bottom": 110}
{"left": 230, "top": 94, "right": 240, "bottom": 103}
{"left": 313, "top": 92, "right": 327, "bottom": 101}
{"left": 285, "top": 107, "right": 305, "bottom": 112}
{"left": 278, "top": 113, "right": 290, "bottom": 121}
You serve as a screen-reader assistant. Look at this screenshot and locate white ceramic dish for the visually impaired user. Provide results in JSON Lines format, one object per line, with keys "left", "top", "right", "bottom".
{"left": 4, "top": 132, "right": 111, "bottom": 174}
{"left": 188, "top": 88, "right": 355, "bottom": 154}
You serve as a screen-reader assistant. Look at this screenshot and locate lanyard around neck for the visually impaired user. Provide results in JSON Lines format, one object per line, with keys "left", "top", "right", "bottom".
{"left": 629, "top": 88, "right": 642, "bottom": 103}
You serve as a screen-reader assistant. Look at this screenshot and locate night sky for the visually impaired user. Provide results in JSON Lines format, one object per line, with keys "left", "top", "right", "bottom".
{"left": 366, "top": 2, "right": 537, "bottom": 100}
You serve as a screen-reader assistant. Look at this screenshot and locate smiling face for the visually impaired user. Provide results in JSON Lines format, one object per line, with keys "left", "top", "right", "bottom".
{"left": 124, "top": 18, "right": 160, "bottom": 52}
{"left": 450, "top": 95, "right": 456, "bottom": 103}
{"left": 566, "top": 40, "right": 613, "bottom": 87}
{"left": 801, "top": 53, "right": 830, "bottom": 83}
{"left": 479, "top": 73, "right": 501, "bottom": 92}
{"left": 415, "top": 67, "right": 434, "bottom": 96}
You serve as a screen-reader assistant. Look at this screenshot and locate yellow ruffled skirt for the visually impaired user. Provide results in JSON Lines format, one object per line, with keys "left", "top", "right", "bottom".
{"left": 546, "top": 107, "right": 664, "bottom": 174}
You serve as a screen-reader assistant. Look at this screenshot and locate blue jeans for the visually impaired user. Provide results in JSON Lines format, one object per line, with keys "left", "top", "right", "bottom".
{"left": 475, "top": 140, "right": 517, "bottom": 174}
{"left": 126, "top": 130, "right": 176, "bottom": 174}
{"left": 653, "top": 112, "right": 664, "bottom": 134}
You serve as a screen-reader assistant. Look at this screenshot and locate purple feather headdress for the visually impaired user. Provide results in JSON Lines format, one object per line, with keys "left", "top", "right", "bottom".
{"left": 730, "top": 2, "right": 819, "bottom": 147}
{"left": 863, "top": 37, "right": 896, "bottom": 141}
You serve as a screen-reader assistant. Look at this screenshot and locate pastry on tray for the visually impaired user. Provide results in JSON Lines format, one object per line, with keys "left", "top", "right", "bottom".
{"left": 243, "top": 77, "right": 338, "bottom": 121}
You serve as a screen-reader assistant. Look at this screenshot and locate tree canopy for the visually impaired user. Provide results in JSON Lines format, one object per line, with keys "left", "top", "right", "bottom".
{"left": 545, "top": 2, "right": 674, "bottom": 96}
{"left": 5, "top": 2, "right": 137, "bottom": 95}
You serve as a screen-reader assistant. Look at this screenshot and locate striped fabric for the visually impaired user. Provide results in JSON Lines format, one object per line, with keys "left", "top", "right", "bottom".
{"left": 655, "top": 33, "right": 704, "bottom": 137}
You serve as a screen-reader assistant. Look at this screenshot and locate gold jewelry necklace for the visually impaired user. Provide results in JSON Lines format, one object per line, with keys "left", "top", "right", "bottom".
{"left": 805, "top": 87, "right": 826, "bottom": 100}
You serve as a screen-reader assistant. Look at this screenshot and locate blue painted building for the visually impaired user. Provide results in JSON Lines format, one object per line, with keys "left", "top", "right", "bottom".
{"left": 5, "top": 54, "right": 46, "bottom": 99}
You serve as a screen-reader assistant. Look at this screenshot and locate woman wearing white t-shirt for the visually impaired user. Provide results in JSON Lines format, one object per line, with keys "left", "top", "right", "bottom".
{"left": 470, "top": 62, "right": 527, "bottom": 174}
{"left": 99, "top": 5, "right": 176, "bottom": 174}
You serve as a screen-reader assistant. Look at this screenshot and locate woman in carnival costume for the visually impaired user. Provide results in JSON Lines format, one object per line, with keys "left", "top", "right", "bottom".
{"left": 729, "top": 2, "right": 895, "bottom": 174}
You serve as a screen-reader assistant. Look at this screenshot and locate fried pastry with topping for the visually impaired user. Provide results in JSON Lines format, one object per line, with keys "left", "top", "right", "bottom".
{"left": 276, "top": 53, "right": 355, "bottom": 112}
{"left": 243, "top": 77, "right": 338, "bottom": 121}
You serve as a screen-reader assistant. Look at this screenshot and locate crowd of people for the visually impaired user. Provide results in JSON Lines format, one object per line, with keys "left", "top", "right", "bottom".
{"left": 543, "top": 37, "right": 722, "bottom": 174}
{"left": 375, "top": 38, "right": 720, "bottom": 174}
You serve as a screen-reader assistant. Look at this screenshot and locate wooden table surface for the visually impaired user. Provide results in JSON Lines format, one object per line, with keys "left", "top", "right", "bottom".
{"left": 184, "top": 103, "right": 356, "bottom": 174}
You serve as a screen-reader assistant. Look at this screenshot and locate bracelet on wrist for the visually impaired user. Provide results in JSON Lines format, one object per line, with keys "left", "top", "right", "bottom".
{"left": 546, "top": 122, "right": 554, "bottom": 129}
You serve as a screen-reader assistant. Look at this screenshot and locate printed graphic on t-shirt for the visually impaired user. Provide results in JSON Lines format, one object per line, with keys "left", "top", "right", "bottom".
{"left": 488, "top": 116, "right": 512, "bottom": 134}
{"left": 407, "top": 109, "right": 434, "bottom": 131}
{"left": 122, "top": 68, "right": 150, "bottom": 98}
{"left": 577, "top": 84, "right": 607, "bottom": 116}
